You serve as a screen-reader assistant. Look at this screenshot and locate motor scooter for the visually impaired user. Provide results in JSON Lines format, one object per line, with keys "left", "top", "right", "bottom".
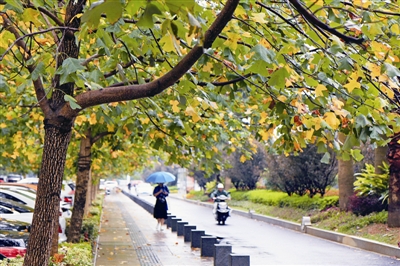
{"left": 213, "top": 195, "right": 231, "bottom": 225}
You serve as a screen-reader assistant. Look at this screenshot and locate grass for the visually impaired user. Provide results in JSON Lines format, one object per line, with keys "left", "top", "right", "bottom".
{"left": 187, "top": 189, "right": 400, "bottom": 246}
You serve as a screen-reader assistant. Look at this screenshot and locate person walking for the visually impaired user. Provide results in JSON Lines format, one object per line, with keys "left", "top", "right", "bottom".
{"left": 153, "top": 183, "right": 169, "bottom": 231}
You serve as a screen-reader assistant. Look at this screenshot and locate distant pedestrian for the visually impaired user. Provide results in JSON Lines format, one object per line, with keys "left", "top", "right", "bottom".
{"left": 153, "top": 183, "right": 169, "bottom": 231}
{"left": 128, "top": 182, "right": 131, "bottom": 191}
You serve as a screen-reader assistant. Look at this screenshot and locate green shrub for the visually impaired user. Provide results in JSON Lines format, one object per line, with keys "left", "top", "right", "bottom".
{"left": 354, "top": 162, "right": 389, "bottom": 203}
{"left": 246, "top": 190, "right": 287, "bottom": 206}
{"left": 230, "top": 190, "right": 249, "bottom": 201}
{"left": 186, "top": 190, "right": 209, "bottom": 201}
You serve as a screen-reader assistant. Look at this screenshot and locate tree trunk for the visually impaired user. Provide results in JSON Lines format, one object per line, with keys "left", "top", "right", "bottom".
{"left": 386, "top": 134, "right": 400, "bottom": 227}
{"left": 338, "top": 133, "right": 354, "bottom": 211}
{"left": 23, "top": 126, "right": 72, "bottom": 266}
{"left": 67, "top": 131, "right": 92, "bottom": 242}
{"left": 84, "top": 171, "right": 92, "bottom": 216}
{"left": 375, "top": 145, "right": 388, "bottom": 175}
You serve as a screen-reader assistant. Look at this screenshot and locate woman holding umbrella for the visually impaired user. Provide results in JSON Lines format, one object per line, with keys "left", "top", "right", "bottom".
{"left": 146, "top": 172, "right": 175, "bottom": 231}
{"left": 153, "top": 183, "right": 169, "bottom": 231}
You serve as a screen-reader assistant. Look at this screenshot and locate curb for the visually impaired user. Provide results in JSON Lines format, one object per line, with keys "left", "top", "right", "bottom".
{"left": 171, "top": 194, "right": 400, "bottom": 259}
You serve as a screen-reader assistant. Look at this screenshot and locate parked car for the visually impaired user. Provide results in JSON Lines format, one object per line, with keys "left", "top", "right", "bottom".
{"left": 0, "top": 199, "right": 67, "bottom": 243}
{"left": 17, "top": 177, "right": 39, "bottom": 184}
{"left": 0, "top": 184, "right": 70, "bottom": 218}
{"left": 6, "top": 175, "right": 23, "bottom": 183}
{"left": 0, "top": 198, "right": 34, "bottom": 224}
{"left": 135, "top": 183, "right": 154, "bottom": 197}
{"left": 0, "top": 219, "right": 30, "bottom": 233}
{"left": 0, "top": 189, "right": 36, "bottom": 208}
{"left": 0, "top": 230, "right": 28, "bottom": 259}
{"left": 60, "top": 181, "right": 75, "bottom": 207}
{"left": 0, "top": 183, "right": 37, "bottom": 192}
{"left": 0, "top": 176, "right": 6, "bottom": 183}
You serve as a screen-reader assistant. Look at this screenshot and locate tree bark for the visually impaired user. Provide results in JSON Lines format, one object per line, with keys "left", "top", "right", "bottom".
{"left": 23, "top": 126, "right": 72, "bottom": 266}
{"left": 338, "top": 133, "right": 354, "bottom": 211}
{"left": 67, "top": 130, "right": 92, "bottom": 242}
{"left": 84, "top": 172, "right": 92, "bottom": 217}
{"left": 386, "top": 134, "right": 400, "bottom": 227}
{"left": 375, "top": 145, "right": 388, "bottom": 175}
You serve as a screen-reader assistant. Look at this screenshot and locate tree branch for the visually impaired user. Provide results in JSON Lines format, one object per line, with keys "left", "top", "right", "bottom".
{"left": 92, "top": 131, "right": 115, "bottom": 144}
{"left": 288, "top": 0, "right": 364, "bottom": 44}
{"left": 67, "top": 0, "right": 240, "bottom": 117}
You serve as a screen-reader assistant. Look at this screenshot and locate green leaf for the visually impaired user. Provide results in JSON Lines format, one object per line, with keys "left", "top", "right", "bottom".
{"left": 64, "top": 95, "right": 81, "bottom": 110}
{"left": 4, "top": 0, "right": 23, "bottom": 13}
{"left": 268, "top": 67, "right": 289, "bottom": 89}
{"left": 31, "top": 62, "right": 45, "bottom": 81}
{"left": 250, "top": 44, "right": 276, "bottom": 64}
{"left": 81, "top": 0, "right": 124, "bottom": 28}
{"left": 320, "top": 152, "right": 331, "bottom": 164}
{"left": 137, "top": 3, "right": 162, "bottom": 28}
{"left": 343, "top": 134, "right": 359, "bottom": 150}
{"left": 382, "top": 63, "right": 400, "bottom": 78}
{"left": 166, "top": 0, "right": 195, "bottom": 14}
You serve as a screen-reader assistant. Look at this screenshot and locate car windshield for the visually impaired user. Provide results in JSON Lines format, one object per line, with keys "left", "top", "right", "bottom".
{"left": 0, "top": 199, "right": 33, "bottom": 213}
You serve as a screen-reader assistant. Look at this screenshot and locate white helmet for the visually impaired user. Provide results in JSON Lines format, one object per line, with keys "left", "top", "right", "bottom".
{"left": 217, "top": 183, "right": 224, "bottom": 189}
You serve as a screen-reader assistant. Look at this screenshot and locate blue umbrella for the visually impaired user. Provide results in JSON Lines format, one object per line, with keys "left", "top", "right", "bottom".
{"left": 145, "top": 171, "right": 176, "bottom": 184}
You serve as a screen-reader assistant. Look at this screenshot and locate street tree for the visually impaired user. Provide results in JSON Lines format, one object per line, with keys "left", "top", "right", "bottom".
{"left": 3, "top": 0, "right": 400, "bottom": 264}
{"left": 224, "top": 140, "right": 268, "bottom": 190}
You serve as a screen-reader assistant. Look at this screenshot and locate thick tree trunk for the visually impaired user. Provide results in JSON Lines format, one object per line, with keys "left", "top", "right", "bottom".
{"left": 338, "top": 133, "right": 354, "bottom": 211}
{"left": 23, "top": 126, "right": 72, "bottom": 266}
{"left": 67, "top": 131, "right": 92, "bottom": 242}
{"left": 375, "top": 145, "right": 388, "bottom": 175}
{"left": 387, "top": 134, "right": 400, "bottom": 227}
{"left": 84, "top": 171, "right": 92, "bottom": 216}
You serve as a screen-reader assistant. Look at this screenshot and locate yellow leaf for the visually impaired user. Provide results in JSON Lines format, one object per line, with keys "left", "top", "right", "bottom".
{"left": 390, "top": 23, "right": 400, "bottom": 34}
{"left": 315, "top": 84, "right": 327, "bottom": 97}
{"left": 240, "top": 155, "right": 247, "bottom": 163}
{"left": 259, "top": 38, "right": 271, "bottom": 49}
{"left": 251, "top": 13, "right": 268, "bottom": 24}
{"left": 259, "top": 112, "right": 268, "bottom": 124}
{"left": 159, "top": 33, "right": 176, "bottom": 53}
{"left": 107, "top": 124, "right": 115, "bottom": 132}
{"left": 170, "top": 100, "right": 180, "bottom": 113}
{"left": 0, "top": 123, "right": 6, "bottom": 128}
{"left": 258, "top": 129, "right": 270, "bottom": 140}
{"left": 212, "top": 146, "right": 218, "bottom": 153}
{"left": 324, "top": 112, "right": 340, "bottom": 129}
{"left": 366, "top": 62, "right": 380, "bottom": 78}
{"left": 344, "top": 78, "right": 359, "bottom": 93}
{"left": 75, "top": 115, "right": 86, "bottom": 126}
{"left": 202, "top": 62, "right": 213, "bottom": 72}
{"left": 380, "top": 83, "right": 395, "bottom": 99}
{"left": 305, "top": 129, "right": 314, "bottom": 140}
{"left": 277, "top": 95, "right": 287, "bottom": 102}
{"left": 89, "top": 113, "right": 97, "bottom": 125}
{"left": 354, "top": 0, "right": 371, "bottom": 8}
{"left": 142, "top": 118, "right": 150, "bottom": 124}
{"left": 185, "top": 106, "right": 201, "bottom": 123}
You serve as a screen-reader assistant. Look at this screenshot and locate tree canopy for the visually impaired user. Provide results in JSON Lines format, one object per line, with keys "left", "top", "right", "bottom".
{"left": 2, "top": 0, "right": 400, "bottom": 263}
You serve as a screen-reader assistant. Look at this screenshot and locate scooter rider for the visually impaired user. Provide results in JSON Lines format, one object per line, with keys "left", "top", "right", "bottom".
{"left": 210, "top": 183, "right": 231, "bottom": 218}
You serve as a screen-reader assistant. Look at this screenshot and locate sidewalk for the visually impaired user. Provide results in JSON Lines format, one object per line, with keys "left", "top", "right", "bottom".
{"left": 95, "top": 191, "right": 213, "bottom": 266}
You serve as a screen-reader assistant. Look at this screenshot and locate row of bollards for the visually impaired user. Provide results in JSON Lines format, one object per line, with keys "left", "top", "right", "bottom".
{"left": 123, "top": 192, "right": 250, "bottom": 266}
{"left": 166, "top": 214, "right": 250, "bottom": 266}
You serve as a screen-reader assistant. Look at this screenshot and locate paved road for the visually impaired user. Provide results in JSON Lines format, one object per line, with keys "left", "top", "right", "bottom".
{"left": 139, "top": 194, "right": 400, "bottom": 265}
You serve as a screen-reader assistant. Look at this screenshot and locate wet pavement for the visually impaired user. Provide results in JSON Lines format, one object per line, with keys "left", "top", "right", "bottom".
{"left": 95, "top": 190, "right": 212, "bottom": 266}
{"left": 95, "top": 189, "right": 400, "bottom": 265}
